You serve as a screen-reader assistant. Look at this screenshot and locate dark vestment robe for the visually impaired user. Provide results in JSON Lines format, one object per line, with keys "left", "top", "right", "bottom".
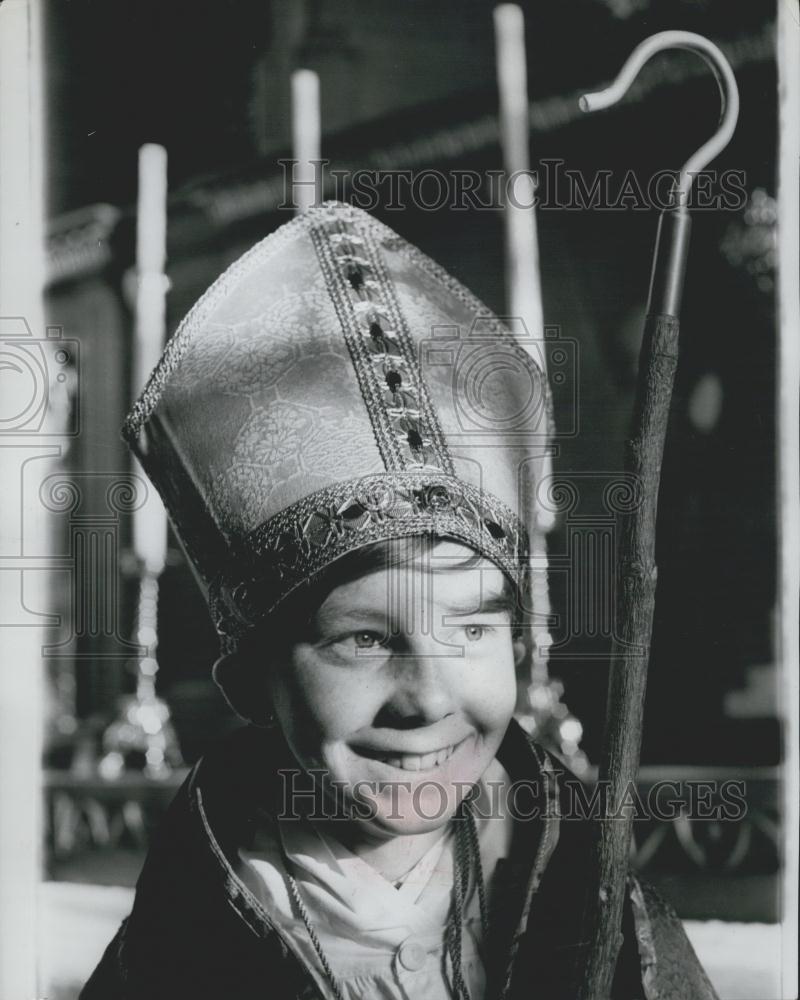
{"left": 81, "top": 720, "right": 718, "bottom": 1000}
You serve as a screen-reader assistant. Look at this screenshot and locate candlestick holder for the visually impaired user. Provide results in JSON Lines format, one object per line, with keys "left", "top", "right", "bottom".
{"left": 99, "top": 566, "right": 182, "bottom": 780}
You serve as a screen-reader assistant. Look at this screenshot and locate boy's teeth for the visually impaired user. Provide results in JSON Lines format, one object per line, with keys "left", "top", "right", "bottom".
{"left": 380, "top": 745, "right": 454, "bottom": 771}
{"left": 434, "top": 746, "right": 450, "bottom": 766}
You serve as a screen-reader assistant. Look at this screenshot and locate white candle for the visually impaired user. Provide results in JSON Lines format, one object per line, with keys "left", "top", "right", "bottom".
{"left": 134, "top": 143, "right": 168, "bottom": 392}
{"left": 291, "top": 69, "right": 321, "bottom": 215}
{"left": 133, "top": 144, "right": 169, "bottom": 574}
{"left": 493, "top": 3, "right": 545, "bottom": 345}
{"left": 493, "top": 4, "right": 555, "bottom": 646}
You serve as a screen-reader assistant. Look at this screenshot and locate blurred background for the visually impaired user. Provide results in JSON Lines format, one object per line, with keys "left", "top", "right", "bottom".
{"left": 35, "top": 0, "right": 781, "bottom": 996}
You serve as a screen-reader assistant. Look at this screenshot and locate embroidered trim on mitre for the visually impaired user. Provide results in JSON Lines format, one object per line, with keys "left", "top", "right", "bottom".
{"left": 208, "top": 472, "right": 530, "bottom": 651}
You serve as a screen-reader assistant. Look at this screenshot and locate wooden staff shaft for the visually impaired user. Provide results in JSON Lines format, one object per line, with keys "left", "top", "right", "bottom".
{"left": 577, "top": 312, "right": 680, "bottom": 997}
{"left": 576, "top": 208, "right": 690, "bottom": 998}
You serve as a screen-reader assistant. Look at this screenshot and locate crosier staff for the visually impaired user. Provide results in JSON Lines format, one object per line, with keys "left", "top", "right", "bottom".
{"left": 574, "top": 32, "right": 739, "bottom": 999}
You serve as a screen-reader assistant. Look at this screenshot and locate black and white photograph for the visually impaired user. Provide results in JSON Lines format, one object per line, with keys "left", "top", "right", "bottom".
{"left": 0, "top": 1, "right": 797, "bottom": 998}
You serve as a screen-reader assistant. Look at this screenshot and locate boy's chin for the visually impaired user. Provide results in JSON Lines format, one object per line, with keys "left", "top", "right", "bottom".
{"left": 359, "top": 808, "right": 454, "bottom": 839}
{"left": 354, "top": 784, "right": 465, "bottom": 838}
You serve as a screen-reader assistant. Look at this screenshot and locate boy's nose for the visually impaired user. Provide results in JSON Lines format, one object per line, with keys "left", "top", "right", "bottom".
{"left": 376, "top": 653, "right": 457, "bottom": 728}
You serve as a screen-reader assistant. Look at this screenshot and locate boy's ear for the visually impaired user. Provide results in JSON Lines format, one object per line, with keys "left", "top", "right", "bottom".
{"left": 212, "top": 651, "right": 275, "bottom": 727}
{"left": 513, "top": 637, "right": 527, "bottom": 667}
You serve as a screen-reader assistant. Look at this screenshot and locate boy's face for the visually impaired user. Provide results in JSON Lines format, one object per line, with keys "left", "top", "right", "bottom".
{"left": 268, "top": 540, "right": 520, "bottom": 840}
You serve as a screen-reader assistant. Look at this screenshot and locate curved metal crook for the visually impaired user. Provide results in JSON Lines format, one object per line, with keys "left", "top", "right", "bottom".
{"left": 579, "top": 30, "right": 740, "bottom": 209}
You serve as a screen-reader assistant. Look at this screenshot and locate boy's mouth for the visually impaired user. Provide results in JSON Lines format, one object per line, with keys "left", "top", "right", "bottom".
{"left": 350, "top": 738, "right": 466, "bottom": 772}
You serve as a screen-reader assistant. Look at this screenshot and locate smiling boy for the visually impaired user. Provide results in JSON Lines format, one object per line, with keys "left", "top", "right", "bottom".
{"left": 266, "top": 540, "right": 518, "bottom": 854}
{"left": 83, "top": 203, "right": 717, "bottom": 999}
{"left": 225, "top": 537, "right": 523, "bottom": 999}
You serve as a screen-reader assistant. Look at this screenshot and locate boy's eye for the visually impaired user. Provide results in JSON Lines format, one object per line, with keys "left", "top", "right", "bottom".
{"left": 464, "top": 625, "right": 486, "bottom": 642}
{"left": 321, "top": 628, "right": 391, "bottom": 660}
{"left": 353, "top": 631, "right": 382, "bottom": 649}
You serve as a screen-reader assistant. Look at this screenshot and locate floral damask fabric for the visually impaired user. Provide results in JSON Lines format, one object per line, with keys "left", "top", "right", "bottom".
{"left": 214, "top": 403, "right": 376, "bottom": 531}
